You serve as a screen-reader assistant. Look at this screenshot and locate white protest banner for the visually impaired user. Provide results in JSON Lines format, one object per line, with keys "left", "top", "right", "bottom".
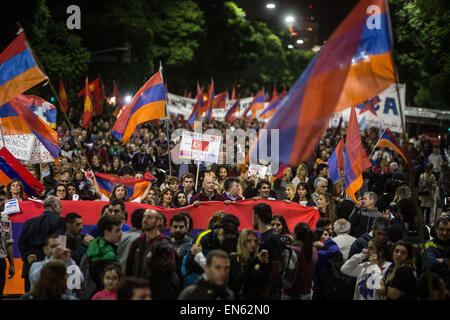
{"left": 28, "top": 137, "right": 55, "bottom": 164}
{"left": 166, "top": 92, "right": 255, "bottom": 120}
{"left": 0, "top": 132, "right": 35, "bottom": 162}
{"left": 247, "top": 164, "right": 268, "bottom": 179}
{"left": 2, "top": 199, "right": 21, "bottom": 216}
{"left": 329, "top": 83, "right": 406, "bottom": 133}
{"left": 179, "top": 131, "right": 222, "bottom": 163}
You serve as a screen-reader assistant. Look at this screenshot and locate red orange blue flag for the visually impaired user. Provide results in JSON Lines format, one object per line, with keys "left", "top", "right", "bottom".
{"left": 94, "top": 172, "right": 156, "bottom": 201}
{"left": 188, "top": 82, "right": 204, "bottom": 126}
{"left": 0, "top": 31, "right": 47, "bottom": 106}
{"left": 0, "top": 147, "right": 45, "bottom": 198}
{"left": 251, "top": 0, "right": 395, "bottom": 167}
{"left": 260, "top": 89, "right": 286, "bottom": 120}
{"left": 242, "top": 89, "right": 265, "bottom": 119}
{"left": 375, "top": 128, "right": 407, "bottom": 162}
{"left": 205, "top": 80, "right": 215, "bottom": 123}
{"left": 0, "top": 94, "right": 60, "bottom": 159}
{"left": 328, "top": 139, "right": 345, "bottom": 184}
{"left": 112, "top": 70, "right": 166, "bottom": 144}
{"left": 225, "top": 99, "right": 240, "bottom": 122}
{"left": 344, "top": 107, "right": 372, "bottom": 203}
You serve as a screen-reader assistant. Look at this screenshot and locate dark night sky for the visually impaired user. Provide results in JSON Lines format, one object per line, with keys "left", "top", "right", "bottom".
{"left": 233, "top": 0, "right": 360, "bottom": 43}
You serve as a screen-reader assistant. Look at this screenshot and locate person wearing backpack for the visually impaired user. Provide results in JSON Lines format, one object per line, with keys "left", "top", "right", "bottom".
{"left": 252, "top": 203, "right": 284, "bottom": 300}
{"left": 340, "top": 239, "right": 392, "bottom": 300}
{"left": 282, "top": 222, "right": 318, "bottom": 300}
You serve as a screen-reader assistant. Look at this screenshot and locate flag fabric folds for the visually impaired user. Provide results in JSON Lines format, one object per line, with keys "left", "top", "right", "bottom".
{"left": 112, "top": 70, "right": 166, "bottom": 144}
{"left": 242, "top": 90, "right": 265, "bottom": 119}
{"left": 260, "top": 89, "right": 286, "bottom": 119}
{"left": 328, "top": 139, "right": 345, "bottom": 184}
{"left": 0, "top": 94, "right": 60, "bottom": 158}
{"left": 251, "top": 0, "right": 394, "bottom": 167}
{"left": 187, "top": 83, "right": 204, "bottom": 126}
{"left": 82, "top": 77, "right": 93, "bottom": 128}
{"left": 112, "top": 81, "right": 123, "bottom": 117}
{"left": 224, "top": 99, "right": 240, "bottom": 122}
{"left": 0, "top": 147, "right": 45, "bottom": 198}
{"left": 205, "top": 80, "right": 215, "bottom": 123}
{"left": 272, "top": 163, "right": 287, "bottom": 182}
{"left": 94, "top": 172, "right": 156, "bottom": 201}
{"left": 58, "top": 76, "right": 68, "bottom": 113}
{"left": 375, "top": 128, "right": 407, "bottom": 162}
{"left": 344, "top": 107, "right": 372, "bottom": 203}
{"left": 0, "top": 31, "right": 47, "bottom": 106}
{"left": 212, "top": 92, "right": 227, "bottom": 109}
{"left": 77, "top": 78, "right": 104, "bottom": 115}
{"left": 23, "top": 95, "right": 57, "bottom": 129}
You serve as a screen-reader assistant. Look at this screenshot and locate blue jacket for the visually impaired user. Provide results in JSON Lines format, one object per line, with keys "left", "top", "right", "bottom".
{"left": 314, "top": 238, "right": 342, "bottom": 289}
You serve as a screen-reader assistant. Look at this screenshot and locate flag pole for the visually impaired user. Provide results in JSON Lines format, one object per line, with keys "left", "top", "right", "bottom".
{"left": 160, "top": 61, "right": 172, "bottom": 177}
{"left": 394, "top": 66, "right": 433, "bottom": 295}
{"left": 21, "top": 25, "right": 96, "bottom": 178}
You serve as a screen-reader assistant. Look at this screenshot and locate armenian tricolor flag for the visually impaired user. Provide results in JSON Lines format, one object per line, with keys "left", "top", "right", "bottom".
{"left": 272, "top": 162, "right": 287, "bottom": 182}
{"left": 0, "top": 147, "right": 45, "bottom": 198}
{"left": 375, "top": 128, "right": 407, "bottom": 162}
{"left": 205, "top": 80, "right": 215, "bottom": 123}
{"left": 187, "top": 82, "right": 204, "bottom": 126}
{"left": 344, "top": 107, "right": 372, "bottom": 204}
{"left": 260, "top": 89, "right": 286, "bottom": 120}
{"left": 224, "top": 99, "right": 240, "bottom": 122}
{"left": 112, "top": 70, "right": 166, "bottom": 144}
{"left": 0, "top": 94, "right": 60, "bottom": 159}
{"left": 242, "top": 90, "right": 265, "bottom": 119}
{"left": 251, "top": 0, "right": 394, "bottom": 167}
{"left": 94, "top": 172, "right": 156, "bottom": 201}
{"left": 328, "top": 139, "right": 345, "bottom": 184}
{"left": 0, "top": 31, "right": 47, "bottom": 106}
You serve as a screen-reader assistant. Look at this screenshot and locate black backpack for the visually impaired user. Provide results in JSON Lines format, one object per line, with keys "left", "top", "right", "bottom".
{"left": 321, "top": 253, "right": 356, "bottom": 300}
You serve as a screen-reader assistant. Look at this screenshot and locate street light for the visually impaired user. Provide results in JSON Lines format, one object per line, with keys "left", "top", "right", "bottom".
{"left": 124, "top": 95, "right": 132, "bottom": 103}
{"left": 285, "top": 16, "right": 295, "bottom": 23}
{"left": 266, "top": 3, "right": 276, "bottom": 9}
{"left": 288, "top": 44, "right": 294, "bottom": 49}
{"left": 297, "top": 39, "right": 304, "bottom": 44}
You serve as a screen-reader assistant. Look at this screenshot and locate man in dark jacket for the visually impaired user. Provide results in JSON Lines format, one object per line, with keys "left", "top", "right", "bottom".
{"left": 178, "top": 249, "right": 234, "bottom": 300}
{"left": 64, "top": 212, "right": 94, "bottom": 265}
{"left": 348, "top": 216, "right": 390, "bottom": 259}
{"left": 132, "top": 143, "right": 152, "bottom": 173}
{"left": 18, "top": 196, "right": 65, "bottom": 292}
{"left": 125, "top": 209, "right": 171, "bottom": 278}
{"left": 349, "top": 192, "right": 384, "bottom": 238}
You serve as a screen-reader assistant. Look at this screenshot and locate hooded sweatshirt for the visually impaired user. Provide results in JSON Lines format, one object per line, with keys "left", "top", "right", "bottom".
{"left": 86, "top": 237, "right": 120, "bottom": 263}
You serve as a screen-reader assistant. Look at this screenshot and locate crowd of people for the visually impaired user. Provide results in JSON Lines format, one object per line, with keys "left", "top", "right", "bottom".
{"left": 0, "top": 114, "right": 449, "bottom": 300}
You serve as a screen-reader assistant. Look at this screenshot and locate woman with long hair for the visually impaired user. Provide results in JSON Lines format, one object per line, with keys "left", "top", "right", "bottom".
{"left": 271, "top": 214, "right": 293, "bottom": 245}
{"left": 341, "top": 238, "right": 392, "bottom": 300}
{"left": 6, "top": 178, "right": 25, "bottom": 201}
{"left": 317, "top": 192, "right": 336, "bottom": 222}
{"left": 282, "top": 222, "right": 318, "bottom": 300}
{"left": 284, "top": 184, "right": 296, "bottom": 201}
{"left": 174, "top": 190, "right": 188, "bottom": 208}
{"left": 228, "top": 228, "right": 270, "bottom": 299}
{"left": 292, "top": 164, "right": 309, "bottom": 186}
{"left": 379, "top": 240, "right": 418, "bottom": 300}
{"left": 418, "top": 163, "right": 436, "bottom": 225}
{"left": 292, "top": 182, "right": 316, "bottom": 207}
{"left": 158, "top": 188, "right": 174, "bottom": 209}
{"left": 20, "top": 260, "right": 77, "bottom": 300}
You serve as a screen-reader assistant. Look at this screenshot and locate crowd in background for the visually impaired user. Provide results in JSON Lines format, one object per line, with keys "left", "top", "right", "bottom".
{"left": 0, "top": 114, "right": 449, "bottom": 300}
